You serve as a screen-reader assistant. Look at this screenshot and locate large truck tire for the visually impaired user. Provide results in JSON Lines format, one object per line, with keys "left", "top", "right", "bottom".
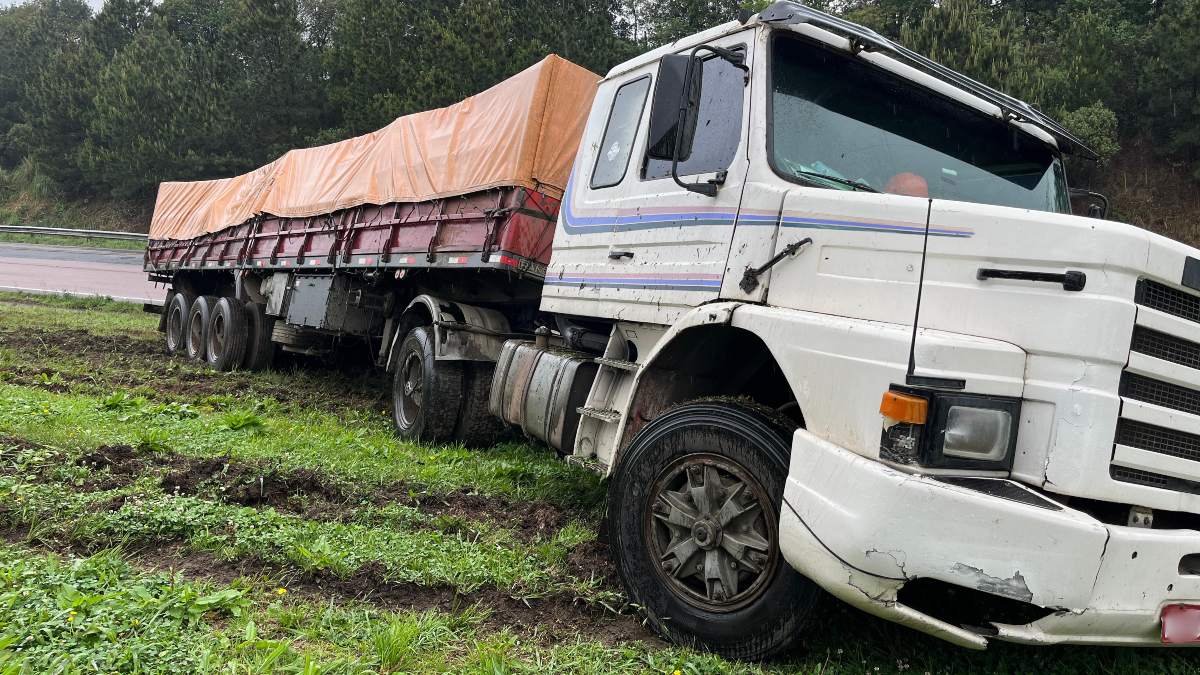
{"left": 242, "top": 301, "right": 276, "bottom": 371}
{"left": 164, "top": 290, "right": 195, "bottom": 356}
{"left": 392, "top": 326, "right": 464, "bottom": 444}
{"left": 207, "top": 297, "right": 249, "bottom": 372}
{"left": 606, "top": 400, "right": 821, "bottom": 661}
{"left": 453, "top": 362, "right": 508, "bottom": 448}
{"left": 185, "top": 295, "right": 216, "bottom": 362}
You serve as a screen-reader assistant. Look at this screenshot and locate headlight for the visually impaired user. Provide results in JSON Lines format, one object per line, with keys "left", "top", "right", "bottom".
{"left": 942, "top": 406, "right": 1011, "bottom": 461}
{"left": 880, "top": 388, "right": 1021, "bottom": 471}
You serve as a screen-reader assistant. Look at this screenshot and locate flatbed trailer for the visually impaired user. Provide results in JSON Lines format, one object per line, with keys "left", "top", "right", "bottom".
{"left": 144, "top": 186, "right": 558, "bottom": 280}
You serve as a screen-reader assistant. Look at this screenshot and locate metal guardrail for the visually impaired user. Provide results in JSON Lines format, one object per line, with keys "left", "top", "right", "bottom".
{"left": 0, "top": 225, "right": 147, "bottom": 242}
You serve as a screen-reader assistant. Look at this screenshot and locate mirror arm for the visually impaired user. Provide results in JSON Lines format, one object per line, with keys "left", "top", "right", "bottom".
{"left": 670, "top": 45, "right": 747, "bottom": 197}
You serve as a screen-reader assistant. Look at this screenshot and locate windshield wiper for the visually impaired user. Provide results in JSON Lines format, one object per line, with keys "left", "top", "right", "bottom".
{"left": 789, "top": 170, "right": 878, "bottom": 193}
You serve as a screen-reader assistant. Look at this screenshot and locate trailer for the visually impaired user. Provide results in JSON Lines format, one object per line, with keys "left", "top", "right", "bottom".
{"left": 146, "top": 1, "right": 1200, "bottom": 661}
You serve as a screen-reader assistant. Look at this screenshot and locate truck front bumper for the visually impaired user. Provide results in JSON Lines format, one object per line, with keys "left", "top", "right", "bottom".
{"left": 780, "top": 429, "right": 1200, "bottom": 648}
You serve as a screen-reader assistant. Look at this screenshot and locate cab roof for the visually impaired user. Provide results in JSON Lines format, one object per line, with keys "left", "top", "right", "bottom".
{"left": 605, "top": 1, "right": 1096, "bottom": 161}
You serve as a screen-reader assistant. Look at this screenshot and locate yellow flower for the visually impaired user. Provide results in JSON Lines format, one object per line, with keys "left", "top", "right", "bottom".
{"left": 274, "top": 587, "right": 287, "bottom": 596}
{"left": 673, "top": 671, "right": 682, "bottom": 675}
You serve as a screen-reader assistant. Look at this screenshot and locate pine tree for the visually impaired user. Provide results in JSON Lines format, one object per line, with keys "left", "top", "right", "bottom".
{"left": 0, "top": 0, "right": 91, "bottom": 168}
{"left": 81, "top": 20, "right": 234, "bottom": 199}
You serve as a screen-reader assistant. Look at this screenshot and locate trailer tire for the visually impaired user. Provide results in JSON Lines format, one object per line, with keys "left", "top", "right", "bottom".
{"left": 165, "top": 290, "right": 195, "bottom": 356}
{"left": 185, "top": 295, "right": 216, "bottom": 362}
{"left": 242, "top": 302, "right": 276, "bottom": 371}
{"left": 392, "top": 326, "right": 464, "bottom": 443}
{"left": 453, "top": 362, "right": 507, "bottom": 448}
{"left": 207, "top": 297, "right": 249, "bottom": 372}
{"left": 606, "top": 400, "right": 820, "bottom": 661}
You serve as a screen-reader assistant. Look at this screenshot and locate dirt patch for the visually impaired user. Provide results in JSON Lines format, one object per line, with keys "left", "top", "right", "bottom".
{"left": 0, "top": 435, "right": 41, "bottom": 459}
{"left": 565, "top": 538, "right": 621, "bottom": 591}
{"left": 65, "top": 441, "right": 582, "bottom": 545}
{"left": 399, "top": 489, "right": 570, "bottom": 542}
{"left": 160, "top": 458, "right": 355, "bottom": 519}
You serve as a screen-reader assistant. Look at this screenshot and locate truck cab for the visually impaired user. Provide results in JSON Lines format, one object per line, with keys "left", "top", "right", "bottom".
{"left": 529, "top": 0, "right": 1200, "bottom": 658}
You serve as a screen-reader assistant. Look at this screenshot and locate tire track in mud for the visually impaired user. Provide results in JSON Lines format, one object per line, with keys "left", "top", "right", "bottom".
{"left": 2, "top": 437, "right": 628, "bottom": 634}
{"left": 0, "top": 526, "right": 654, "bottom": 650}
{"left": 75, "top": 444, "right": 590, "bottom": 547}
{"left": 0, "top": 327, "right": 389, "bottom": 414}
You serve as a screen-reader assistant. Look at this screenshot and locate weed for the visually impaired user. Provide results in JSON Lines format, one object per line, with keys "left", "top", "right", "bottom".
{"left": 135, "top": 428, "right": 172, "bottom": 453}
{"left": 221, "top": 409, "right": 265, "bottom": 431}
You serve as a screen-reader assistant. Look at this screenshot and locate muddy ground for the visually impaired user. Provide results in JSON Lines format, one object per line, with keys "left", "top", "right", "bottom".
{"left": 0, "top": 327, "right": 389, "bottom": 414}
{"left": 0, "top": 434, "right": 644, "bottom": 648}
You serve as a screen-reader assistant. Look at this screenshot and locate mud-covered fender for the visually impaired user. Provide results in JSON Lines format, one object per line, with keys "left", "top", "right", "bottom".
{"left": 385, "top": 294, "right": 512, "bottom": 371}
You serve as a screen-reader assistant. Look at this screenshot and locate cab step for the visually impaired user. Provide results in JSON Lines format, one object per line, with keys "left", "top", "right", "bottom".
{"left": 577, "top": 406, "right": 621, "bottom": 423}
{"left": 594, "top": 357, "right": 640, "bottom": 372}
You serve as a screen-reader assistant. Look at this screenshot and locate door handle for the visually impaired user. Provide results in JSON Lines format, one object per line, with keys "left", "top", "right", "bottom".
{"left": 976, "top": 268, "right": 1086, "bottom": 292}
{"left": 608, "top": 250, "right": 634, "bottom": 260}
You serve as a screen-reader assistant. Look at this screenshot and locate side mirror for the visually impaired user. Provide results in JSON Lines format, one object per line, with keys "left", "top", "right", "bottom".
{"left": 1069, "top": 188, "right": 1110, "bottom": 220}
{"left": 646, "top": 54, "right": 702, "bottom": 162}
{"left": 648, "top": 46, "right": 747, "bottom": 197}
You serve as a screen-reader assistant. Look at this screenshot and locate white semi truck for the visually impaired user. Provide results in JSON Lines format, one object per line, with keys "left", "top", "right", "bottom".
{"left": 146, "top": 1, "right": 1200, "bottom": 659}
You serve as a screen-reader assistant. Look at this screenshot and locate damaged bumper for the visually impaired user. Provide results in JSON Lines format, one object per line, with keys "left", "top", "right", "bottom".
{"left": 779, "top": 429, "right": 1200, "bottom": 647}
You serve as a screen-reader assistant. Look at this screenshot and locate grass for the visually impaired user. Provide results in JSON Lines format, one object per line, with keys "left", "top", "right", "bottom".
{"left": 2, "top": 291, "right": 1200, "bottom": 673}
{"left": 0, "top": 543, "right": 744, "bottom": 674}
{"left": 0, "top": 232, "right": 146, "bottom": 250}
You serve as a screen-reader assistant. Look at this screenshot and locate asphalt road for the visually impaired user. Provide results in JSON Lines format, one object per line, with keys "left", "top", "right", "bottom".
{"left": 0, "top": 242, "right": 162, "bottom": 303}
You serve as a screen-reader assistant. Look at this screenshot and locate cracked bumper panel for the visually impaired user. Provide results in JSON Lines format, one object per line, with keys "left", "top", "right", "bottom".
{"left": 779, "top": 430, "right": 1200, "bottom": 646}
{"left": 994, "top": 526, "right": 1200, "bottom": 646}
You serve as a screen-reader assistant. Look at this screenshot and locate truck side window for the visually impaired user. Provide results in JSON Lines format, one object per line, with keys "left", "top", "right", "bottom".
{"left": 590, "top": 76, "right": 652, "bottom": 189}
{"left": 644, "top": 49, "right": 745, "bottom": 180}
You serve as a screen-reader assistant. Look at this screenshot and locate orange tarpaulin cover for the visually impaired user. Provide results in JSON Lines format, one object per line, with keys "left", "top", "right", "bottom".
{"left": 150, "top": 55, "right": 600, "bottom": 241}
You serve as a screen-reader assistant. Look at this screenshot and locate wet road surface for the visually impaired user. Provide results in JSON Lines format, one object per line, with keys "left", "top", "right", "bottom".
{"left": 0, "top": 243, "right": 162, "bottom": 303}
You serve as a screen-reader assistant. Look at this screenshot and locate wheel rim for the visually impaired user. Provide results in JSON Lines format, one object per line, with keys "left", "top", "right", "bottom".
{"left": 644, "top": 453, "right": 779, "bottom": 613}
{"left": 188, "top": 310, "right": 203, "bottom": 354}
{"left": 396, "top": 349, "right": 423, "bottom": 430}
{"left": 210, "top": 312, "right": 226, "bottom": 359}
{"left": 166, "top": 306, "right": 182, "bottom": 350}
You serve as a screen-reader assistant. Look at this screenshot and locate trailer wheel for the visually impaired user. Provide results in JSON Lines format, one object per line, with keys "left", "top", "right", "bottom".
{"left": 606, "top": 400, "right": 820, "bottom": 660}
{"left": 185, "top": 295, "right": 216, "bottom": 362}
{"left": 242, "top": 302, "right": 276, "bottom": 371}
{"left": 392, "top": 326, "right": 464, "bottom": 443}
{"left": 164, "top": 290, "right": 195, "bottom": 356}
{"left": 207, "top": 297, "right": 249, "bottom": 371}
{"left": 453, "top": 362, "right": 507, "bottom": 448}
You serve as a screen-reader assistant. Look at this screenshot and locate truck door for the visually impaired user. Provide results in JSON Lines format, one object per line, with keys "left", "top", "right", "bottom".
{"left": 541, "top": 30, "right": 755, "bottom": 326}
{"left": 757, "top": 189, "right": 933, "bottom": 326}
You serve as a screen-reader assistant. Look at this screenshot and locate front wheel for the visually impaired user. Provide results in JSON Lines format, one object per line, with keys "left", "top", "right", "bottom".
{"left": 391, "top": 326, "right": 464, "bottom": 443}
{"left": 606, "top": 400, "right": 821, "bottom": 660}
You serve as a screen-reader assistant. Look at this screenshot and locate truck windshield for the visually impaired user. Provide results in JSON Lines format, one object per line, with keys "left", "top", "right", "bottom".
{"left": 770, "top": 36, "right": 1069, "bottom": 213}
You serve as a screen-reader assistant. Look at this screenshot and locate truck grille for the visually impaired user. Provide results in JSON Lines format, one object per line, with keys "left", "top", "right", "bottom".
{"left": 1114, "top": 279, "right": 1200, "bottom": 495}
{"left": 1115, "top": 418, "right": 1200, "bottom": 464}
{"left": 1130, "top": 325, "right": 1200, "bottom": 371}
{"left": 1136, "top": 279, "right": 1200, "bottom": 324}
{"left": 1120, "top": 372, "right": 1200, "bottom": 417}
{"left": 1111, "top": 466, "right": 1200, "bottom": 497}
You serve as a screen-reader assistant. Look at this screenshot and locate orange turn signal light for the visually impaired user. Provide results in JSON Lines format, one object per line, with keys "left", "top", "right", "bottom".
{"left": 880, "top": 391, "right": 928, "bottom": 425}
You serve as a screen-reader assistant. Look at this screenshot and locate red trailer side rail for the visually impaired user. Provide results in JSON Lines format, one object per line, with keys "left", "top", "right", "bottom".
{"left": 145, "top": 186, "right": 559, "bottom": 281}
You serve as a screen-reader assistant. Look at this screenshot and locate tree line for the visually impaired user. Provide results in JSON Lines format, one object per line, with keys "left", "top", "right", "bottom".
{"left": 0, "top": 0, "right": 1195, "bottom": 205}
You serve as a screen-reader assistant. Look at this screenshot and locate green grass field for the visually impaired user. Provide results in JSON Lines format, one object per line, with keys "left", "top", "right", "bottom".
{"left": 0, "top": 232, "right": 146, "bottom": 250}
{"left": 0, "top": 292, "right": 1195, "bottom": 673}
